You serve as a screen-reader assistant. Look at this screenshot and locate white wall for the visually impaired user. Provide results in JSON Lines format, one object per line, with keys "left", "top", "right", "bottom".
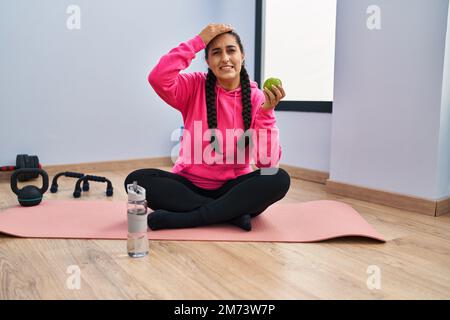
{"left": 277, "top": 112, "right": 332, "bottom": 171}
{"left": 437, "top": 3, "right": 450, "bottom": 198}
{"left": 0, "top": 0, "right": 216, "bottom": 166}
{"left": 330, "top": 0, "right": 449, "bottom": 199}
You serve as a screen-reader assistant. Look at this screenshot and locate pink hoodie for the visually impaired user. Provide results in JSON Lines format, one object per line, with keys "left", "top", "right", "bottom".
{"left": 148, "top": 35, "right": 282, "bottom": 189}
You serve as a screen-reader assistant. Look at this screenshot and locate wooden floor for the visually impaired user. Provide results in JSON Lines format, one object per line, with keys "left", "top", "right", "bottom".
{"left": 0, "top": 165, "right": 449, "bottom": 300}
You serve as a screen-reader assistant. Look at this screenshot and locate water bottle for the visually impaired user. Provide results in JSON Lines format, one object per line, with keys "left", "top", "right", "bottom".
{"left": 127, "top": 181, "right": 149, "bottom": 258}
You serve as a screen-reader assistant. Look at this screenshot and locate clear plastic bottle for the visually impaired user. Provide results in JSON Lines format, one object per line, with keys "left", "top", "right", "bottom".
{"left": 127, "top": 182, "right": 149, "bottom": 258}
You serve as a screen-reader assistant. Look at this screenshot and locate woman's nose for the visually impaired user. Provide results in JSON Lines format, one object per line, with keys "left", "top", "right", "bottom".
{"left": 221, "top": 53, "right": 230, "bottom": 62}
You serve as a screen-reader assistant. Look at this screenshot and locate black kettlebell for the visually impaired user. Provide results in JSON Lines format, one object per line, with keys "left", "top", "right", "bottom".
{"left": 11, "top": 168, "right": 49, "bottom": 206}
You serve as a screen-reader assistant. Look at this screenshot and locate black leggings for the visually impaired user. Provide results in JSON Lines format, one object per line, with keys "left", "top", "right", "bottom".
{"left": 124, "top": 167, "right": 291, "bottom": 225}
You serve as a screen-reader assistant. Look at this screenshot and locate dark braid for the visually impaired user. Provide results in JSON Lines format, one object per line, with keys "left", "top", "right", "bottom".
{"left": 204, "top": 31, "right": 252, "bottom": 149}
{"left": 205, "top": 68, "right": 218, "bottom": 144}
{"left": 238, "top": 65, "right": 252, "bottom": 149}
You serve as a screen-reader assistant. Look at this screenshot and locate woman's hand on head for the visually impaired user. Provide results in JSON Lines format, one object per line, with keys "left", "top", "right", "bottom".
{"left": 262, "top": 85, "right": 286, "bottom": 111}
{"left": 199, "top": 23, "right": 233, "bottom": 46}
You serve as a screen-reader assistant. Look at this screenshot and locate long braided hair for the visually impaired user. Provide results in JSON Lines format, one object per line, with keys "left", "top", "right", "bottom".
{"left": 204, "top": 31, "right": 252, "bottom": 150}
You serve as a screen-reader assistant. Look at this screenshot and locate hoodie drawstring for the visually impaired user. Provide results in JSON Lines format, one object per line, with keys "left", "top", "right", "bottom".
{"left": 233, "top": 91, "right": 237, "bottom": 128}
{"left": 216, "top": 88, "right": 220, "bottom": 125}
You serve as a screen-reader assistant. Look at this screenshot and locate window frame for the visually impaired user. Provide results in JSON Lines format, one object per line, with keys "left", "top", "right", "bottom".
{"left": 254, "top": 0, "right": 333, "bottom": 113}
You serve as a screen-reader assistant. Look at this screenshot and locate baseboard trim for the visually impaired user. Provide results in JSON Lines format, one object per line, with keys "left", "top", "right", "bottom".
{"left": 436, "top": 197, "right": 450, "bottom": 217}
{"left": 326, "top": 180, "right": 450, "bottom": 217}
{"left": 280, "top": 164, "right": 329, "bottom": 184}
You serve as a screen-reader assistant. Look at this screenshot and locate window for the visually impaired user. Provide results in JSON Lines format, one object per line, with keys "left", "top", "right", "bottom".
{"left": 255, "top": 0, "right": 337, "bottom": 112}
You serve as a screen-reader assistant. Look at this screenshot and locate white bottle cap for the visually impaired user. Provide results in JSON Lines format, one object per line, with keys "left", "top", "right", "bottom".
{"left": 127, "top": 182, "right": 146, "bottom": 202}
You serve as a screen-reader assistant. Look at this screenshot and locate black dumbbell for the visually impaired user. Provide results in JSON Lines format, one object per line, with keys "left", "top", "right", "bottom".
{"left": 15, "top": 154, "right": 41, "bottom": 181}
{"left": 0, "top": 154, "right": 41, "bottom": 182}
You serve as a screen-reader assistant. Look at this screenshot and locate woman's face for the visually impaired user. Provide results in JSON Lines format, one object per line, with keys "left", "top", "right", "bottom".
{"left": 206, "top": 33, "right": 245, "bottom": 88}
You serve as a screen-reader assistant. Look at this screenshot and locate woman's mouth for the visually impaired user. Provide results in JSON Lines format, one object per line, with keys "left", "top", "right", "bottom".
{"left": 220, "top": 65, "right": 234, "bottom": 71}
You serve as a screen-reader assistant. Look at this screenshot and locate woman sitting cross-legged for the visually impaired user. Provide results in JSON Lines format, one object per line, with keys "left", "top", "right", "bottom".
{"left": 124, "top": 24, "right": 291, "bottom": 231}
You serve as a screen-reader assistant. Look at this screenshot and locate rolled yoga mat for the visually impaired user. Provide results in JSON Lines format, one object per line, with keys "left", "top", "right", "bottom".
{"left": 0, "top": 200, "right": 385, "bottom": 242}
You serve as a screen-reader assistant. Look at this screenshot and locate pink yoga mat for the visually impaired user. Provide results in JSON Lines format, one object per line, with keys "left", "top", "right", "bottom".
{"left": 0, "top": 200, "right": 385, "bottom": 242}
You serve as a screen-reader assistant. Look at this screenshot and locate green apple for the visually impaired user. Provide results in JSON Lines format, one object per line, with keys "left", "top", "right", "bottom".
{"left": 263, "top": 77, "right": 282, "bottom": 94}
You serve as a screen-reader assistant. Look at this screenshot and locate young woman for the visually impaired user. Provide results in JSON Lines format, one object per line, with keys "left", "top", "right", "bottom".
{"left": 124, "top": 24, "right": 291, "bottom": 231}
